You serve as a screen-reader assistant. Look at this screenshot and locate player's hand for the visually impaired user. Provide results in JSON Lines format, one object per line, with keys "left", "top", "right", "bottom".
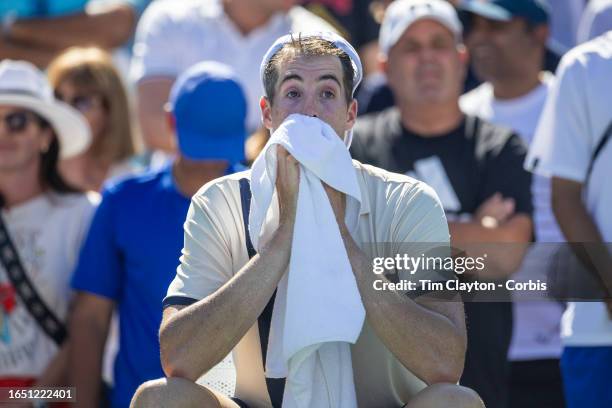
{"left": 276, "top": 146, "right": 300, "bottom": 227}
{"left": 323, "top": 183, "right": 347, "bottom": 232}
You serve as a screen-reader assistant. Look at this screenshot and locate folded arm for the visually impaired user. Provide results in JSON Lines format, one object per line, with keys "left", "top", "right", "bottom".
{"left": 0, "top": 37, "right": 60, "bottom": 68}
{"left": 449, "top": 192, "right": 532, "bottom": 278}
{"left": 325, "top": 184, "right": 466, "bottom": 385}
{"left": 160, "top": 147, "right": 299, "bottom": 380}
{"left": 160, "top": 226, "right": 292, "bottom": 380}
{"left": 449, "top": 214, "right": 532, "bottom": 279}
{"left": 342, "top": 225, "right": 466, "bottom": 385}
{"left": 9, "top": 4, "right": 136, "bottom": 50}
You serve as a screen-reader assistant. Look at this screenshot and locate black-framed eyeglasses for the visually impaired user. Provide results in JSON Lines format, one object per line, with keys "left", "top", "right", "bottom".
{"left": 0, "top": 110, "right": 41, "bottom": 134}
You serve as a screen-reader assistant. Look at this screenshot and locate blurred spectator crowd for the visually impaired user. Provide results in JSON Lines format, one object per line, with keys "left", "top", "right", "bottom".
{"left": 0, "top": 0, "right": 611, "bottom": 407}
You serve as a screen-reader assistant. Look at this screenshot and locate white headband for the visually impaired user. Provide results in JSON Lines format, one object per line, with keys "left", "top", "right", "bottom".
{"left": 259, "top": 31, "right": 363, "bottom": 97}
{"left": 259, "top": 31, "right": 363, "bottom": 148}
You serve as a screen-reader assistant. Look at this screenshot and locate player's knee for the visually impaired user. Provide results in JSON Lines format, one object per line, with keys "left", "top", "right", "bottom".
{"left": 130, "top": 378, "right": 168, "bottom": 408}
{"left": 130, "top": 377, "right": 222, "bottom": 408}
{"left": 409, "top": 383, "right": 484, "bottom": 408}
{"left": 452, "top": 384, "right": 484, "bottom": 408}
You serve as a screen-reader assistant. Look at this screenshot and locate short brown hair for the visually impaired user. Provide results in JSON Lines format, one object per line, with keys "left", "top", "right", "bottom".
{"left": 263, "top": 35, "right": 355, "bottom": 105}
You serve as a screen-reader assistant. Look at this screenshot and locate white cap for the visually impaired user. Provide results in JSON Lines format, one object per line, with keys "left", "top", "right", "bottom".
{"left": 260, "top": 31, "right": 363, "bottom": 97}
{"left": 0, "top": 60, "right": 91, "bottom": 159}
{"left": 379, "top": 0, "right": 463, "bottom": 56}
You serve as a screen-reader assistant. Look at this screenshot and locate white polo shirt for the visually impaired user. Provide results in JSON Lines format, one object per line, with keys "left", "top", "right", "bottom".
{"left": 166, "top": 161, "right": 451, "bottom": 407}
{"left": 526, "top": 32, "right": 612, "bottom": 347}
{"left": 130, "top": 0, "right": 335, "bottom": 132}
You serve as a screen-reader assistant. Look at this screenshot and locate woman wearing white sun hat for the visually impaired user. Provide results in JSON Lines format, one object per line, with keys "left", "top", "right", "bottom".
{"left": 0, "top": 59, "right": 98, "bottom": 392}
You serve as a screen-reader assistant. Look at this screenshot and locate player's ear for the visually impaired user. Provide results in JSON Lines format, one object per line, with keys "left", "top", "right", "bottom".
{"left": 260, "top": 96, "right": 273, "bottom": 130}
{"left": 346, "top": 98, "right": 358, "bottom": 131}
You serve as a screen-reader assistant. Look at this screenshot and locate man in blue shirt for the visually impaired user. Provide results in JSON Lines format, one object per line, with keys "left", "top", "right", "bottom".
{"left": 68, "top": 61, "right": 248, "bottom": 408}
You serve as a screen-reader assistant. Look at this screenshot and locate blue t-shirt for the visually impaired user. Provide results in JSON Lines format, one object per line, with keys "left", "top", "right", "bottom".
{"left": 0, "top": 1, "right": 86, "bottom": 18}
{"left": 71, "top": 163, "right": 241, "bottom": 407}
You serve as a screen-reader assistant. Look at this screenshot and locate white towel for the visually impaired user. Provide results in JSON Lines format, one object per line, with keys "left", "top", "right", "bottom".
{"left": 249, "top": 114, "right": 366, "bottom": 408}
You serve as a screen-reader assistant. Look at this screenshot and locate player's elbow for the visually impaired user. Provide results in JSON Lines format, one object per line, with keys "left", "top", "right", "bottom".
{"left": 418, "top": 327, "right": 466, "bottom": 385}
{"left": 159, "top": 332, "right": 199, "bottom": 381}
{"left": 425, "top": 353, "right": 464, "bottom": 385}
{"left": 158, "top": 314, "right": 211, "bottom": 381}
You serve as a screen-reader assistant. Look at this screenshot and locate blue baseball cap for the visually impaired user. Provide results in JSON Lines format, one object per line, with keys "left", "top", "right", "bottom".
{"left": 460, "top": 0, "right": 549, "bottom": 25}
{"left": 168, "top": 61, "right": 247, "bottom": 162}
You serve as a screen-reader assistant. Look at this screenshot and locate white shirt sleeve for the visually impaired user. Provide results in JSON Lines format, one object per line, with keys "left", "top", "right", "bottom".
{"left": 130, "top": 1, "right": 183, "bottom": 83}
{"left": 525, "top": 51, "right": 592, "bottom": 183}
{"left": 166, "top": 180, "right": 244, "bottom": 301}
{"left": 391, "top": 181, "right": 451, "bottom": 282}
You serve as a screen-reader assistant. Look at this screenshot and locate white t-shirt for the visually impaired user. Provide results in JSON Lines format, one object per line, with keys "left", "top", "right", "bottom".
{"left": 130, "top": 0, "right": 335, "bottom": 132}
{"left": 0, "top": 192, "right": 98, "bottom": 378}
{"left": 526, "top": 32, "right": 612, "bottom": 347}
{"left": 461, "top": 75, "right": 565, "bottom": 361}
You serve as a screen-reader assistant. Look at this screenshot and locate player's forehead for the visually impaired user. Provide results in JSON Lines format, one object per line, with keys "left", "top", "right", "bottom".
{"left": 276, "top": 54, "right": 344, "bottom": 86}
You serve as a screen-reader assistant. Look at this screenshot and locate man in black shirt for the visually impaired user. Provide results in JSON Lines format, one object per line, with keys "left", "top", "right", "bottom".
{"left": 352, "top": 1, "right": 533, "bottom": 407}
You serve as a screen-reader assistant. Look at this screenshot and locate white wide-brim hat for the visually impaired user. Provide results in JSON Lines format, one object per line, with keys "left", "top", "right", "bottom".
{"left": 0, "top": 60, "right": 91, "bottom": 159}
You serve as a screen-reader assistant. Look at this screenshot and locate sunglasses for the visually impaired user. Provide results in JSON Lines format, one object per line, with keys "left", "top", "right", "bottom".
{"left": 55, "top": 92, "right": 105, "bottom": 113}
{"left": 0, "top": 111, "right": 42, "bottom": 134}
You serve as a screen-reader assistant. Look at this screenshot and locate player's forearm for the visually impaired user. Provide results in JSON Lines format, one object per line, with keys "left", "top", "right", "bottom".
{"left": 9, "top": 6, "right": 135, "bottom": 50}
{"left": 159, "top": 224, "right": 294, "bottom": 380}
{"left": 342, "top": 228, "right": 466, "bottom": 385}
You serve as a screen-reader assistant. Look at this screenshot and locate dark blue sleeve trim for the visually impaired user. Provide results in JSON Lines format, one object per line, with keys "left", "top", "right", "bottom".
{"left": 162, "top": 295, "right": 198, "bottom": 309}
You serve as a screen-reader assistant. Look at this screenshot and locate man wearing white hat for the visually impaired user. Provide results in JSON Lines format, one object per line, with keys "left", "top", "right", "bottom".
{"left": 0, "top": 60, "right": 97, "bottom": 389}
{"left": 351, "top": 1, "right": 533, "bottom": 407}
{"left": 132, "top": 32, "right": 482, "bottom": 408}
